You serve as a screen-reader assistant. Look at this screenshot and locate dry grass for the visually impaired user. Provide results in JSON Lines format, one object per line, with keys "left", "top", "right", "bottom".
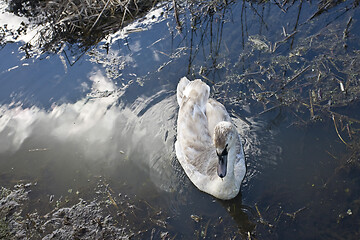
{"left": 7, "top": 0, "right": 160, "bottom": 53}
{"left": 42, "top": 0, "right": 158, "bottom": 40}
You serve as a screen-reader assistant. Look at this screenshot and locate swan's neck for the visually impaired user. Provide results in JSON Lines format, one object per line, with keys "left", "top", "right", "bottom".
{"left": 227, "top": 133, "right": 241, "bottom": 173}
{"left": 226, "top": 146, "right": 237, "bottom": 177}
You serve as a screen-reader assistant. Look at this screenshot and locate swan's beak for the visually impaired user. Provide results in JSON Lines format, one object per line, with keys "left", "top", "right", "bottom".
{"left": 217, "top": 154, "right": 227, "bottom": 178}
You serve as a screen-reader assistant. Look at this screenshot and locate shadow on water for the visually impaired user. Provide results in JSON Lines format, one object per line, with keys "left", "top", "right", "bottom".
{"left": 1, "top": 0, "right": 360, "bottom": 239}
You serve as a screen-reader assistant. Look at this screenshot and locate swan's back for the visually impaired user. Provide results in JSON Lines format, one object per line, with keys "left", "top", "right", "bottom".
{"left": 176, "top": 78, "right": 216, "bottom": 178}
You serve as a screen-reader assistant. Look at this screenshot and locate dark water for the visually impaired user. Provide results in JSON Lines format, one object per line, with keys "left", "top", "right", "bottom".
{"left": 1, "top": 0, "right": 360, "bottom": 239}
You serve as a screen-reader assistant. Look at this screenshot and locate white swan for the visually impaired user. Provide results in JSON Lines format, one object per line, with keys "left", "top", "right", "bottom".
{"left": 175, "top": 77, "right": 246, "bottom": 200}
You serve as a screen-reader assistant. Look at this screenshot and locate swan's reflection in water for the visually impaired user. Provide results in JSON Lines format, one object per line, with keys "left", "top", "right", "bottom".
{"left": 0, "top": 69, "right": 280, "bottom": 237}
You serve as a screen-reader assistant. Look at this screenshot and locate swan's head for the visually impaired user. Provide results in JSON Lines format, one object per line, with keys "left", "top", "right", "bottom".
{"left": 213, "top": 121, "right": 237, "bottom": 179}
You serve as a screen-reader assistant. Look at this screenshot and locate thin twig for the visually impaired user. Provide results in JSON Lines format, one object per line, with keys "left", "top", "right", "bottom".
{"left": 343, "top": 16, "right": 353, "bottom": 40}
{"left": 90, "top": 0, "right": 111, "bottom": 32}
{"left": 269, "top": 65, "right": 310, "bottom": 98}
{"left": 309, "top": 89, "right": 314, "bottom": 118}
{"left": 254, "top": 204, "right": 273, "bottom": 227}
{"left": 272, "top": 30, "right": 297, "bottom": 52}
{"left": 173, "top": 0, "right": 182, "bottom": 33}
{"left": 249, "top": 3, "right": 268, "bottom": 31}
{"left": 256, "top": 104, "right": 282, "bottom": 116}
{"left": 285, "top": 207, "right": 306, "bottom": 219}
{"left": 306, "top": 1, "right": 332, "bottom": 22}
{"left": 332, "top": 114, "right": 349, "bottom": 147}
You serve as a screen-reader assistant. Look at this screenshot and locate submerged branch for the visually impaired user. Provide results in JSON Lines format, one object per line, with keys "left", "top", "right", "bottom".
{"left": 332, "top": 114, "right": 350, "bottom": 147}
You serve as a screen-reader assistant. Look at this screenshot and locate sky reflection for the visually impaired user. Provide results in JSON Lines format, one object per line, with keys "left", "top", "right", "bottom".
{"left": 0, "top": 69, "right": 181, "bottom": 192}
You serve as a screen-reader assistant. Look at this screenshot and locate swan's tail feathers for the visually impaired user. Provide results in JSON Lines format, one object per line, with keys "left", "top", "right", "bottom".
{"left": 177, "top": 77, "right": 190, "bottom": 106}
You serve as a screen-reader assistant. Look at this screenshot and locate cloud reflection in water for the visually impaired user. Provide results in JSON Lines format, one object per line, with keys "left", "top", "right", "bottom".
{"left": 0, "top": 69, "right": 179, "bottom": 192}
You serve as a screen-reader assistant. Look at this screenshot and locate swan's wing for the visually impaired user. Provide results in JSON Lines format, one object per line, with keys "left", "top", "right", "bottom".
{"left": 177, "top": 77, "right": 190, "bottom": 106}
{"left": 177, "top": 88, "right": 216, "bottom": 177}
{"left": 178, "top": 102, "right": 213, "bottom": 164}
{"left": 176, "top": 138, "right": 216, "bottom": 191}
{"left": 176, "top": 78, "right": 220, "bottom": 189}
{"left": 206, "top": 98, "right": 231, "bottom": 138}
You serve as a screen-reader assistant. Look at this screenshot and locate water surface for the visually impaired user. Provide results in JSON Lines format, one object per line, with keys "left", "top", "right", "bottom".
{"left": 1, "top": 0, "right": 360, "bottom": 239}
